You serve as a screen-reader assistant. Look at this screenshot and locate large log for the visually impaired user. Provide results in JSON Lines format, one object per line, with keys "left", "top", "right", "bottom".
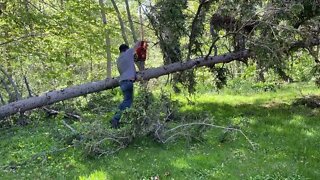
{"left": 0, "top": 50, "right": 249, "bottom": 119}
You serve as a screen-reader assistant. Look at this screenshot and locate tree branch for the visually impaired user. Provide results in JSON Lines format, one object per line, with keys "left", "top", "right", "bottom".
{"left": 288, "top": 38, "right": 320, "bottom": 52}
{"left": 187, "top": 0, "right": 208, "bottom": 60}
{"left": 42, "top": 107, "right": 82, "bottom": 120}
{"left": 0, "top": 33, "right": 46, "bottom": 46}
{"left": 163, "top": 122, "right": 256, "bottom": 150}
{"left": 23, "top": 75, "right": 33, "bottom": 98}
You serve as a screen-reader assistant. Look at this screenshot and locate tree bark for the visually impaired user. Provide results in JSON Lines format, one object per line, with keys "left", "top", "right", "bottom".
{"left": 23, "top": 75, "right": 33, "bottom": 97}
{"left": 138, "top": 6, "right": 144, "bottom": 40}
{"left": 1, "top": 78, "right": 13, "bottom": 103}
{"left": 99, "top": 0, "right": 112, "bottom": 78}
{"left": 288, "top": 38, "right": 320, "bottom": 52}
{"left": 187, "top": 0, "right": 212, "bottom": 60}
{"left": 111, "top": 0, "right": 129, "bottom": 45}
{"left": 0, "top": 66, "right": 21, "bottom": 100}
{"left": 0, "top": 50, "right": 250, "bottom": 119}
{"left": 125, "top": 0, "right": 138, "bottom": 42}
{"left": 256, "top": 62, "right": 265, "bottom": 82}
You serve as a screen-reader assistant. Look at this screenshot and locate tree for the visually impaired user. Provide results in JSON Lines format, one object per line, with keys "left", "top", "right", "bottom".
{"left": 111, "top": 0, "right": 129, "bottom": 45}
{"left": 99, "top": 0, "right": 112, "bottom": 78}
{"left": 125, "top": 0, "right": 138, "bottom": 42}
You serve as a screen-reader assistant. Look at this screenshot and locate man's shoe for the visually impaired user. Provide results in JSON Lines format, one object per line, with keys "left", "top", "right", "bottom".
{"left": 111, "top": 119, "right": 120, "bottom": 129}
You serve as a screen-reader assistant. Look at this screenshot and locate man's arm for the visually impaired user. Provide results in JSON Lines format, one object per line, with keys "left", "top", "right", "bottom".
{"left": 124, "top": 41, "right": 142, "bottom": 57}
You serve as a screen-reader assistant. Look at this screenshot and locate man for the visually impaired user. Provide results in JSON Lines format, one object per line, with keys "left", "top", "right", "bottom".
{"left": 111, "top": 42, "right": 140, "bottom": 128}
{"left": 134, "top": 40, "right": 148, "bottom": 71}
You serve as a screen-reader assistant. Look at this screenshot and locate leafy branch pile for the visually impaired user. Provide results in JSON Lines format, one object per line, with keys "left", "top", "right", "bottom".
{"left": 56, "top": 87, "right": 253, "bottom": 157}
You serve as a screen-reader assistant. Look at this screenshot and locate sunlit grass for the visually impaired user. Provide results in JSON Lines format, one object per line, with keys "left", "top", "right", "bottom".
{"left": 79, "top": 170, "right": 110, "bottom": 180}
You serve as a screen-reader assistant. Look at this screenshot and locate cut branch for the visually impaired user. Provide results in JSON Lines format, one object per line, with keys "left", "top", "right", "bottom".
{"left": 42, "top": 107, "right": 82, "bottom": 120}
{"left": 61, "top": 119, "right": 78, "bottom": 134}
{"left": 162, "top": 122, "right": 256, "bottom": 150}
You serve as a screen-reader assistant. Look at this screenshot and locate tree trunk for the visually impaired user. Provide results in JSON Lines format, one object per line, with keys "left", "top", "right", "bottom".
{"left": 0, "top": 50, "right": 250, "bottom": 119}
{"left": 99, "top": 0, "right": 112, "bottom": 78}
{"left": 125, "top": 0, "right": 138, "bottom": 42}
{"left": 256, "top": 59, "right": 265, "bottom": 82}
{"left": 275, "top": 67, "right": 293, "bottom": 83}
{"left": 138, "top": 6, "right": 144, "bottom": 40}
{"left": 23, "top": 75, "right": 33, "bottom": 97}
{"left": 187, "top": 0, "right": 213, "bottom": 60}
{"left": 0, "top": 66, "right": 21, "bottom": 100}
{"left": 1, "top": 78, "right": 13, "bottom": 103}
{"left": 111, "top": 0, "right": 129, "bottom": 45}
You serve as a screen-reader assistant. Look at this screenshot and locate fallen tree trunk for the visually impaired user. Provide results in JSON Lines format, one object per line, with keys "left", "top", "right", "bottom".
{"left": 0, "top": 50, "right": 249, "bottom": 119}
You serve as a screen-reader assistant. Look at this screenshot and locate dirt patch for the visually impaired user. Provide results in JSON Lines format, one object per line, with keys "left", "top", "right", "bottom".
{"left": 262, "top": 101, "right": 287, "bottom": 108}
{"left": 292, "top": 95, "right": 320, "bottom": 109}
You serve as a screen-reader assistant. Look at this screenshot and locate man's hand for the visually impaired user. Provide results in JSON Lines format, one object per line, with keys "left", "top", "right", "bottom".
{"left": 134, "top": 41, "right": 142, "bottom": 49}
{"left": 135, "top": 72, "right": 144, "bottom": 81}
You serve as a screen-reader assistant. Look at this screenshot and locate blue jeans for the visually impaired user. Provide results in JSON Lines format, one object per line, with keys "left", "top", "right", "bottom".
{"left": 112, "top": 80, "right": 134, "bottom": 123}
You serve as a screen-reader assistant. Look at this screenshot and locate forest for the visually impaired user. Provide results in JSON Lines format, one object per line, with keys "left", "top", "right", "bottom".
{"left": 0, "top": 0, "right": 320, "bottom": 179}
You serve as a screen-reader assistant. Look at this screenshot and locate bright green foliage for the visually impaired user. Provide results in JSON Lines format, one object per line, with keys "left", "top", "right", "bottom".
{"left": 0, "top": 0, "right": 122, "bottom": 99}
{"left": 148, "top": 0, "right": 187, "bottom": 64}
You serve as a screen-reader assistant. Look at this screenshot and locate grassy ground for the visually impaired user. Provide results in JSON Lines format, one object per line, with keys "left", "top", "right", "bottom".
{"left": 0, "top": 83, "right": 319, "bottom": 179}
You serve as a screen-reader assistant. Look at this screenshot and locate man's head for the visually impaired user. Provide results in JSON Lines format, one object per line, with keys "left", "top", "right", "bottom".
{"left": 119, "top": 44, "right": 129, "bottom": 53}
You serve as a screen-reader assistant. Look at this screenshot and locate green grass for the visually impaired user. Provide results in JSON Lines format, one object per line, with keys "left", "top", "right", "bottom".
{"left": 0, "top": 83, "right": 319, "bottom": 179}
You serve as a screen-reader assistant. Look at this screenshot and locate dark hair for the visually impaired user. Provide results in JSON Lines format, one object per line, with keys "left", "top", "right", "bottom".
{"left": 119, "top": 44, "right": 129, "bottom": 53}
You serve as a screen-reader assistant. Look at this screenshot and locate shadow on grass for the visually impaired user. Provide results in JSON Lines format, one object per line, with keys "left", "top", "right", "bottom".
{"left": 76, "top": 101, "right": 320, "bottom": 179}
{"left": 1, "top": 98, "right": 319, "bottom": 179}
